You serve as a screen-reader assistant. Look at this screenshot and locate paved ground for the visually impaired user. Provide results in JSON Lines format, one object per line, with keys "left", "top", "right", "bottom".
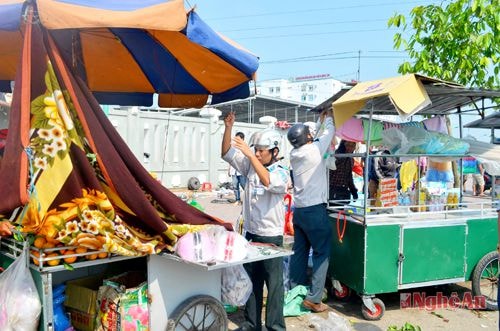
{"left": 184, "top": 189, "right": 498, "bottom": 331}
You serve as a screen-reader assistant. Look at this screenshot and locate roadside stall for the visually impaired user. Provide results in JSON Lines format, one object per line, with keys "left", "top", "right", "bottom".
{"left": 0, "top": 234, "right": 291, "bottom": 330}
{"left": 0, "top": 1, "right": 293, "bottom": 331}
{"left": 318, "top": 74, "right": 500, "bottom": 320}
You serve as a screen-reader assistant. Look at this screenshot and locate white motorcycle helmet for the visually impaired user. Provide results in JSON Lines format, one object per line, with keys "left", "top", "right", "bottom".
{"left": 249, "top": 129, "right": 283, "bottom": 164}
{"left": 250, "top": 128, "right": 282, "bottom": 151}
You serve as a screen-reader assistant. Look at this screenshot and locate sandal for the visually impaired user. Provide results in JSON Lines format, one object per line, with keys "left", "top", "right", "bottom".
{"left": 302, "top": 299, "right": 329, "bottom": 313}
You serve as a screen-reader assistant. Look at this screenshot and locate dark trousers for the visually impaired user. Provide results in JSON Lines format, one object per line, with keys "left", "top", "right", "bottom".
{"left": 289, "top": 203, "right": 332, "bottom": 303}
{"left": 243, "top": 233, "right": 285, "bottom": 331}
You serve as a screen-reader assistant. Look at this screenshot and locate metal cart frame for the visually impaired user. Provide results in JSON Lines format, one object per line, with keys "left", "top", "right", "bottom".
{"left": 320, "top": 78, "right": 500, "bottom": 320}
{"left": 0, "top": 237, "right": 291, "bottom": 330}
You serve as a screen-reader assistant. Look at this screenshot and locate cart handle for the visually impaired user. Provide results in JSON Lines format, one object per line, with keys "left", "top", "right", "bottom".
{"left": 337, "top": 211, "right": 347, "bottom": 243}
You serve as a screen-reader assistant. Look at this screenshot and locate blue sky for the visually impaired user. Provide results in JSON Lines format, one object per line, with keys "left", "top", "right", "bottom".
{"left": 189, "top": 0, "right": 441, "bottom": 82}
{"left": 189, "top": 0, "right": 496, "bottom": 141}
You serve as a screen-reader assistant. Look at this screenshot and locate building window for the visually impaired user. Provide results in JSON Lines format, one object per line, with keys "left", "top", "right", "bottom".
{"left": 308, "top": 85, "right": 315, "bottom": 91}
{"left": 308, "top": 95, "right": 314, "bottom": 102}
{"left": 301, "top": 94, "right": 307, "bottom": 101}
{"left": 269, "top": 87, "right": 274, "bottom": 93}
{"left": 276, "top": 87, "right": 280, "bottom": 93}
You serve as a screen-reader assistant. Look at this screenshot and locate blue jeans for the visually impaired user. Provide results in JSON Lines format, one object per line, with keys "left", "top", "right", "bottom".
{"left": 289, "top": 203, "right": 332, "bottom": 303}
{"left": 232, "top": 175, "right": 246, "bottom": 201}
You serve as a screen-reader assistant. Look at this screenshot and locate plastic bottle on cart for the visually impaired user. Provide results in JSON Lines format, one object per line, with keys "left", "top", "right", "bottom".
{"left": 408, "top": 189, "right": 416, "bottom": 206}
{"left": 437, "top": 194, "right": 442, "bottom": 211}
{"left": 440, "top": 194, "right": 447, "bottom": 211}
{"left": 418, "top": 191, "right": 427, "bottom": 212}
{"left": 398, "top": 192, "right": 404, "bottom": 206}
{"left": 452, "top": 192, "right": 459, "bottom": 208}
{"left": 429, "top": 196, "right": 437, "bottom": 212}
{"left": 446, "top": 192, "right": 454, "bottom": 209}
{"left": 403, "top": 192, "right": 411, "bottom": 206}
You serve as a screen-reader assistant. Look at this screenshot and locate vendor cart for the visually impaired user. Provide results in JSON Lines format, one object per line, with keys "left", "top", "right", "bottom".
{"left": 328, "top": 203, "right": 497, "bottom": 320}
{"left": 0, "top": 1, "right": 269, "bottom": 330}
{"left": 0, "top": 237, "right": 291, "bottom": 331}
{"left": 314, "top": 74, "right": 500, "bottom": 320}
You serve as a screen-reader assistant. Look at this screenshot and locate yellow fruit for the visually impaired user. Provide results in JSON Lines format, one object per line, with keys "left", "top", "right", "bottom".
{"left": 46, "top": 253, "right": 61, "bottom": 266}
{"left": 96, "top": 235, "right": 106, "bottom": 244}
{"left": 86, "top": 253, "right": 98, "bottom": 260}
{"left": 57, "top": 245, "right": 66, "bottom": 255}
{"left": 33, "top": 237, "right": 46, "bottom": 249}
{"left": 31, "top": 250, "right": 41, "bottom": 266}
{"left": 63, "top": 250, "right": 77, "bottom": 264}
{"left": 46, "top": 237, "right": 61, "bottom": 245}
{"left": 42, "top": 242, "right": 56, "bottom": 249}
{"left": 75, "top": 246, "right": 87, "bottom": 254}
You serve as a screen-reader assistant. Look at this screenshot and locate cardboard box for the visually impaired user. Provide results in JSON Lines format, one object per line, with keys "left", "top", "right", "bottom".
{"left": 67, "top": 308, "right": 96, "bottom": 331}
{"left": 65, "top": 275, "right": 103, "bottom": 331}
{"left": 65, "top": 275, "right": 103, "bottom": 314}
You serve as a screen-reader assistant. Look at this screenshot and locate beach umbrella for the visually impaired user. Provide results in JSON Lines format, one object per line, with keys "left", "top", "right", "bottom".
{"left": 0, "top": 0, "right": 250, "bottom": 254}
{"left": 0, "top": 0, "right": 259, "bottom": 108}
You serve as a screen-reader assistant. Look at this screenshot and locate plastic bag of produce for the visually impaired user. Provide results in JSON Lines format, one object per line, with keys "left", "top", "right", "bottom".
{"left": 0, "top": 243, "right": 42, "bottom": 331}
{"left": 221, "top": 265, "right": 252, "bottom": 306}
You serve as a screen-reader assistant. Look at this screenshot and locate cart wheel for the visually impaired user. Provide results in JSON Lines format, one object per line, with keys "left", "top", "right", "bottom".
{"left": 331, "top": 282, "right": 352, "bottom": 302}
{"left": 471, "top": 251, "right": 498, "bottom": 310}
{"left": 361, "top": 298, "right": 385, "bottom": 320}
{"left": 166, "top": 295, "right": 228, "bottom": 331}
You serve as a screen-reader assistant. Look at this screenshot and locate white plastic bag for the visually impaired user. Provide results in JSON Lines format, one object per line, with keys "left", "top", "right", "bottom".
{"left": 221, "top": 265, "right": 252, "bottom": 306}
{"left": 309, "top": 311, "right": 351, "bottom": 331}
{"left": 175, "top": 226, "right": 249, "bottom": 263}
{"left": 0, "top": 243, "right": 42, "bottom": 331}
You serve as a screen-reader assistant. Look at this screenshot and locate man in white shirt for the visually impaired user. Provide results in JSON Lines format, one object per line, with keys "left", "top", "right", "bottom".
{"left": 287, "top": 109, "right": 335, "bottom": 313}
{"left": 222, "top": 111, "right": 289, "bottom": 331}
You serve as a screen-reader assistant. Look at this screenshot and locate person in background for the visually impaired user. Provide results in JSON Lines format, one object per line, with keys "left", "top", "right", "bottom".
{"left": 368, "top": 149, "right": 400, "bottom": 199}
{"left": 329, "top": 140, "right": 358, "bottom": 205}
{"left": 222, "top": 111, "right": 289, "bottom": 331}
{"left": 228, "top": 132, "right": 247, "bottom": 204}
{"left": 426, "top": 160, "right": 454, "bottom": 185}
{"left": 287, "top": 109, "right": 335, "bottom": 313}
{"left": 462, "top": 156, "right": 485, "bottom": 196}
{"left": 418, "top": 156, "right": 427, "bottom": 177}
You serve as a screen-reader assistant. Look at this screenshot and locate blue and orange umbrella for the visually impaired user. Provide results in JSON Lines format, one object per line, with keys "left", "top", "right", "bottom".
{"left": 0, "top": 0, "right": 255, "bottom": 253}
{"left": 0, "top": 0, "right": 259, "bottom": 107}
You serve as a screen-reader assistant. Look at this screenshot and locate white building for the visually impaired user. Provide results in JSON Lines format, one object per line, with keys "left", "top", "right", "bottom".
{"left": 256, "top": 73, "right": 345, "bottom": 106}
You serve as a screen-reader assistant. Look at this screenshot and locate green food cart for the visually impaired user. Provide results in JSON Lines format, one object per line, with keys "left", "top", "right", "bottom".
{"left": 329, "top": 206, "right": 497, "bottom": 320}
{"left": 315, "top": 74, "right": 500, "bottom": 320}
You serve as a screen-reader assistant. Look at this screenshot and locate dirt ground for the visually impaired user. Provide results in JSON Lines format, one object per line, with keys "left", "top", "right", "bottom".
{"left": 225, "top": 282, "right": 498, "bottom": 330}
{"left": 189, "top": 190, "right": 498, "bottom": 331}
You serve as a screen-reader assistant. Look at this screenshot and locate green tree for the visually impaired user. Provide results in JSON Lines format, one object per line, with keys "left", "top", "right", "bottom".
{"left": 388, "top": 0, "right": 499, "bottom": 89}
